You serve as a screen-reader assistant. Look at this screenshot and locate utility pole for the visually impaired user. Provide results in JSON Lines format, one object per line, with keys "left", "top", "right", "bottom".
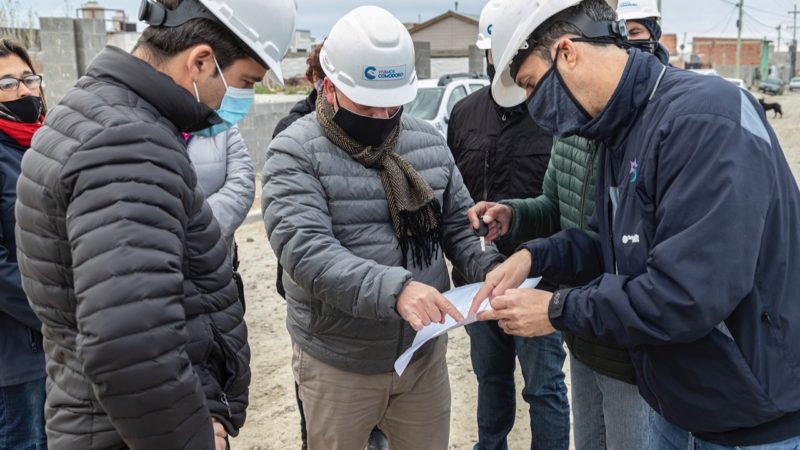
{"left": 777, "top": 24, "right": 782, "bottom": 52}
{"left": 736, "top": 1, "right": 744, "bottom": 78}
{"left": 791, "top": 4, "right": 799, "bottom": 78}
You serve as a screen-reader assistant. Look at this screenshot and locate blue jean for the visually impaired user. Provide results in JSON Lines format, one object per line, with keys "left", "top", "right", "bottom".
{"left": 466, "top": 320, "right": 569, "bottom": 450}
{"left": 569, "top": 354, "right": 655, "bottom": 450}
{"left": 649, "top": 409, "right": 799, "bottom": 450}
{"left": 0, "top": 377, "right": 47, "bottom": 450}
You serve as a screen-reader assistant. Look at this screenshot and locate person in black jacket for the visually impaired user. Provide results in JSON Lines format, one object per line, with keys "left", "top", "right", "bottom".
{"left": 475, "top": 0, "right": 800, "bottom": 448}
{"left": 14, "top": 1, "right": 295, "bottom": 449}
{"left": 0, "top": 38, "right": 47, "bottom": 450}
{"left": 446, "top": 4, "right": 569, "bottom": 449}
{"left": 271, "top": 40, "right": 325, "bottom": 141}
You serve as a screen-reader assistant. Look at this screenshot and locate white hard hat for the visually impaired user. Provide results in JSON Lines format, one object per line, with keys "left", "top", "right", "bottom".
{"left": 616, "top": 0, "right": 661, "bottom": 21}
{"left": 490, "top": 0, "right": 581, "bottom": 108}
{"left": 200, "top": 0, "right": 296, "bottom": 85}
{"left": 320, "top": 6, "right": 418, "bottom": 108}
{"left": 477, "top": 0, "right": 504, "bottom": 50}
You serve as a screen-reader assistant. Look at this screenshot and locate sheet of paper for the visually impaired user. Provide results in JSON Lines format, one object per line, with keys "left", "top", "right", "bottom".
{"left": 394, "top": 277, "right": 541, "bottom": 376}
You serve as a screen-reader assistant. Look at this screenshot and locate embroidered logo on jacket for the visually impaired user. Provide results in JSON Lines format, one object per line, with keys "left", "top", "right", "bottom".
{"left": 629, "top": 159, "right": 639, "bottom": 184}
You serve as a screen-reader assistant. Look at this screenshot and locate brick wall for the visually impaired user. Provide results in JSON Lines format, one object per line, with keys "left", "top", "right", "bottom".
{"left": 661, "top": 33, "right": 678, "bottom": 56}
{"left": 693, "top": 38, "right": 763, "bottom": 67}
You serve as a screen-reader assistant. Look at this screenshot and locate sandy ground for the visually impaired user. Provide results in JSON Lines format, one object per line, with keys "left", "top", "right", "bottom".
{"left": 231, "top": 89, "right": 800, "bottom": 450}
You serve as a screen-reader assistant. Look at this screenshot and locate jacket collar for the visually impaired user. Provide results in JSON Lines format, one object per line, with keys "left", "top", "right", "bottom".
{"left": 489, "top": 86, "right": 527, "bottom": 116}
{"left": 85, "top": 46, "right": 221, "bottom": 133}
{"left": 578, "top": 49, "right": 666, "bottom": 149}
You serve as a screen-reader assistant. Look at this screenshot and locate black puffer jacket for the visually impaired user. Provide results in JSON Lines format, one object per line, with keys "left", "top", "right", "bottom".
{"left": 272, "top": 89, "right": 316, "bottom": 139}
{"left": 14, "top": 46, "right": 249, "bottom": 450}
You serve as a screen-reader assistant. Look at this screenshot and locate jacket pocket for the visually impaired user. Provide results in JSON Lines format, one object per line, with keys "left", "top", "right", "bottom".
{"left": 635, "top": 328, "right": 782, "bottom": 434}
{"left": 208, "top": 323, "right": 242, "bottom": 394}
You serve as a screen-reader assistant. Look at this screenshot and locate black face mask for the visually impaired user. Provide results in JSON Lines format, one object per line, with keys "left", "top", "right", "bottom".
{"left": 1, "top": 96, "right": 42, "bottom": 123}
{"left": 486, "top": 51, "right": 496, "bottom": 82}
{"left": 333, "top": 91, "right": 402, "bottom": 147}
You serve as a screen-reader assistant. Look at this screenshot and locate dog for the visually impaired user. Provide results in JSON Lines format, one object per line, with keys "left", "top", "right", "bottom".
{"left": 759, "top": 98, "right": 783, "bottom": 118}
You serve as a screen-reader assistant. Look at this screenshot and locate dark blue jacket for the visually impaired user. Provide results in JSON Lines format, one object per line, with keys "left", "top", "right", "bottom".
{"left": 0, "top": 129, "right": 44, "bottom": 387}
{"left": 526, "top": 50, "right": 800, "bottom": 445}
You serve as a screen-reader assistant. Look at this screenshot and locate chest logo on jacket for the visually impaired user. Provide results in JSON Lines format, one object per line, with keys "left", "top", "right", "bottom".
{"left": 629, "top": 159, "right": 639, "bottom": 184}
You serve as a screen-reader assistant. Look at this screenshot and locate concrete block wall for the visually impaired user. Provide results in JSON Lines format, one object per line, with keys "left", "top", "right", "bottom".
{"left": 238, "top": 101, "right": 298, "bottom": 173}
{"left": 39, "top": 17, "right": 80, "bottom": 107}
{"left": 468, "top": 45, "right": 483, "bottom": 74}
{"left": 415, "top": 41, "right": 432, "bottom": 80}
{"left": 74, "top": 19, "right": 107, "bottom": 76}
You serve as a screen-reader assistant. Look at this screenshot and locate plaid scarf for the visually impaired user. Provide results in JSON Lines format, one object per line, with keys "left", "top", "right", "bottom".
{"left": 316, "top": 92, "right": 441, "bottom": 268}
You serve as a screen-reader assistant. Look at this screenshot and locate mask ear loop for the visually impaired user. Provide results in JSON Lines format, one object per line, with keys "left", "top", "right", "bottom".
{"left": 212, "top": 54, "right": 229, "bottom": 91}
{"left": 193, "top": 82, "right": 200, "bottom": 102}
{"left": 550, "top": 45, "right": 592, "bottom": 120}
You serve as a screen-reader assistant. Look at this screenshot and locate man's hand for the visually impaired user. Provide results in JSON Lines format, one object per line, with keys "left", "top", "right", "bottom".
{"left": 213, "top": 419, "right": 227, "bottom": 450}
{"left": 478, "top": 288, "right": 556, "bottom": 337}
{"left": 397, "top": 281, "right": 465, "bottom": 331}
{"left": 468, "top": 201, "right": 513, "bottom": 242}
{"left": 468, "top": 249, "right": 533, "bottom": 317}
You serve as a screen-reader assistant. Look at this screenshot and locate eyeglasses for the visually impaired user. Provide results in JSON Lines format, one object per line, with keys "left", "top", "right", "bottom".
{"left": 0, "top": 75, "right": 43, "bottom": 92}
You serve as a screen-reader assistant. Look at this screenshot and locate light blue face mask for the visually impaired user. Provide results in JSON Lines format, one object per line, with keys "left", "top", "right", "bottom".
{"left": 191, "top": 55, "right": 255, "bottom": 137}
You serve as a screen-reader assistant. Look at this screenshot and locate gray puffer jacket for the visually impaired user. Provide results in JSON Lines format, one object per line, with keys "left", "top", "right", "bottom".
{"left": 187, "top": 126, "right": 254, "bottom": 245}
{"left": 263, "top": 113, "right": 504, "bottom": 374}
{"left": 14, "top": 47, "right": 248, "bottom": 449}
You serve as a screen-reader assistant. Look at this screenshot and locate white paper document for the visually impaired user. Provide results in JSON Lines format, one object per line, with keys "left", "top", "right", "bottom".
{"left": 394, "top": 277, "right": 541, "bottom": 376}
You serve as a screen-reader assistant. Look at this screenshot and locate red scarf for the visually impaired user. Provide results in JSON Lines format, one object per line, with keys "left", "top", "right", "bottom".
{"left": 0, "top": 116, "right": 43, "bottom": 148}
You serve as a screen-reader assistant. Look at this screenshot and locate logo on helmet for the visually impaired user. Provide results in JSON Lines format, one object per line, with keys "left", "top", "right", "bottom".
{"left": 487, "top": 24, "right": 493, "bottom": 36}
{"left": 362, "top": 65, "right": 407, "bottom": 81}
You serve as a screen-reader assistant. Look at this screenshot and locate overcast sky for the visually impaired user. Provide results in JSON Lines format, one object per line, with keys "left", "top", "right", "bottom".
{"left": 22, "top": 0, "right": 800, "bottom": 51}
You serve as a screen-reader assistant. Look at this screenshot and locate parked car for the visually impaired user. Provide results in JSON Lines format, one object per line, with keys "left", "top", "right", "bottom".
{"left": 758, "top": 78, "right": 785, "bottom": 95}
{"left": 689, "top": 69, "right": 719, "bottom": 77}
{"left": 404, "top": 73, "right": 489, "bottom": 136}
{"left": 790, "top": 77, "right": 800, "bottom": 92}
{"left": 724, "top": 78, "right": 748, "bottom": 90}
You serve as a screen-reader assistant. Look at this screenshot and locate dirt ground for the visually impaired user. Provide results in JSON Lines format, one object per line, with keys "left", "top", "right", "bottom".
{"left": 231, "top": 89, "right": 800, "bottom": 450}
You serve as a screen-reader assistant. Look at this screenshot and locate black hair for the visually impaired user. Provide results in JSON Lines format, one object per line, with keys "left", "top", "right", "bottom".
{"left": 0, "top": 38, "right": 47, "bottom": 115}
{"left": 133, "top": 0, "right": 253, "bottom": 71}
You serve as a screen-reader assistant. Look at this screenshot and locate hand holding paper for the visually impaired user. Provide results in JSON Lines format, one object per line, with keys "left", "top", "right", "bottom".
{"left": 394, "top": 278, "right": 541, "bottom": 376}
{"left": 468, "top": 249, "right": 534, "bottom": 317}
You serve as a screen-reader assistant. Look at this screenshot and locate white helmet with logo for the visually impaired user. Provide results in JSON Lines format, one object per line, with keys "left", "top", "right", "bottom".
{"left": 477, "top": 0, "right": 505, "bottom": 50}
{"left": 200, "top": 0, "right": 296, "bottom": 84}
{"left": 616, "top": 0, "right": 661, "bottom": 20}
{"left": 139, "top": 0, "right": 296, "bottom": 84}
{"left": 320, "top": 6, "right": 418, "bottom": 108}
{"left": 490, "top": 0, "right": 581, "bottom": 108}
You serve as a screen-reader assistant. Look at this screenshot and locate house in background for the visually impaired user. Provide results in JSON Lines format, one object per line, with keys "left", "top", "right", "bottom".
{"left": 408, "top": 10, "right": 479, "bottom": 57}
{"left": 289, "top": 29, "right": 314, "bottom": 53}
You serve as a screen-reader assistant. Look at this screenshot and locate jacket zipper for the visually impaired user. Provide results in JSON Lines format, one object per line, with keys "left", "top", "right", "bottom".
{"left": 577, "top": 145, "right": 593, "bottom": 229}
{"left": 220, "top": 392, "right": 232, "bottom": 418}
{"left": 483, "top": 149, "right": 489, "bottom": 201}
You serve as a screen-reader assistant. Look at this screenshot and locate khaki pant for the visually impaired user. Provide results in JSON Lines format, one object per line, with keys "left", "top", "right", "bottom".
{"left": 292, "top": 338, "right": 451, "bottom": 450}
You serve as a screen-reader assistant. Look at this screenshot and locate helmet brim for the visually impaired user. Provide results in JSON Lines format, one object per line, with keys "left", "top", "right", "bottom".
{"left": 490, "top": 0, "right": 582, "bottom": 108}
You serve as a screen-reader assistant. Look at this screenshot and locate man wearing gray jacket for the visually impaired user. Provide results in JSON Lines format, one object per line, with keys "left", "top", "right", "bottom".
{"left": 188, "top": 125, "right": 254, "bottom": 310}
{"left": 262, "top": 6, "right": 503, "bottom": 450}
{"left": 187, "top": 125, "right": 254, "bottom": 249}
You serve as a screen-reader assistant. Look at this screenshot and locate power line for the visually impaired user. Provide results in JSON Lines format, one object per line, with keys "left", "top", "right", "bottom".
{"left": 701, "top": 4, "right": 738, "bottom": 35}
{"left": 719, "top": 0, "right": 791, "bottom": 18}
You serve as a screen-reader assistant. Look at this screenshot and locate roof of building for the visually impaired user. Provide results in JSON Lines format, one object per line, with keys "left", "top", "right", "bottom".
{"left": 693, "top": 37, "right": 766, "bottom": 43}
{"left": 408, "top": 10, "right": 479, "bottom": 34}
